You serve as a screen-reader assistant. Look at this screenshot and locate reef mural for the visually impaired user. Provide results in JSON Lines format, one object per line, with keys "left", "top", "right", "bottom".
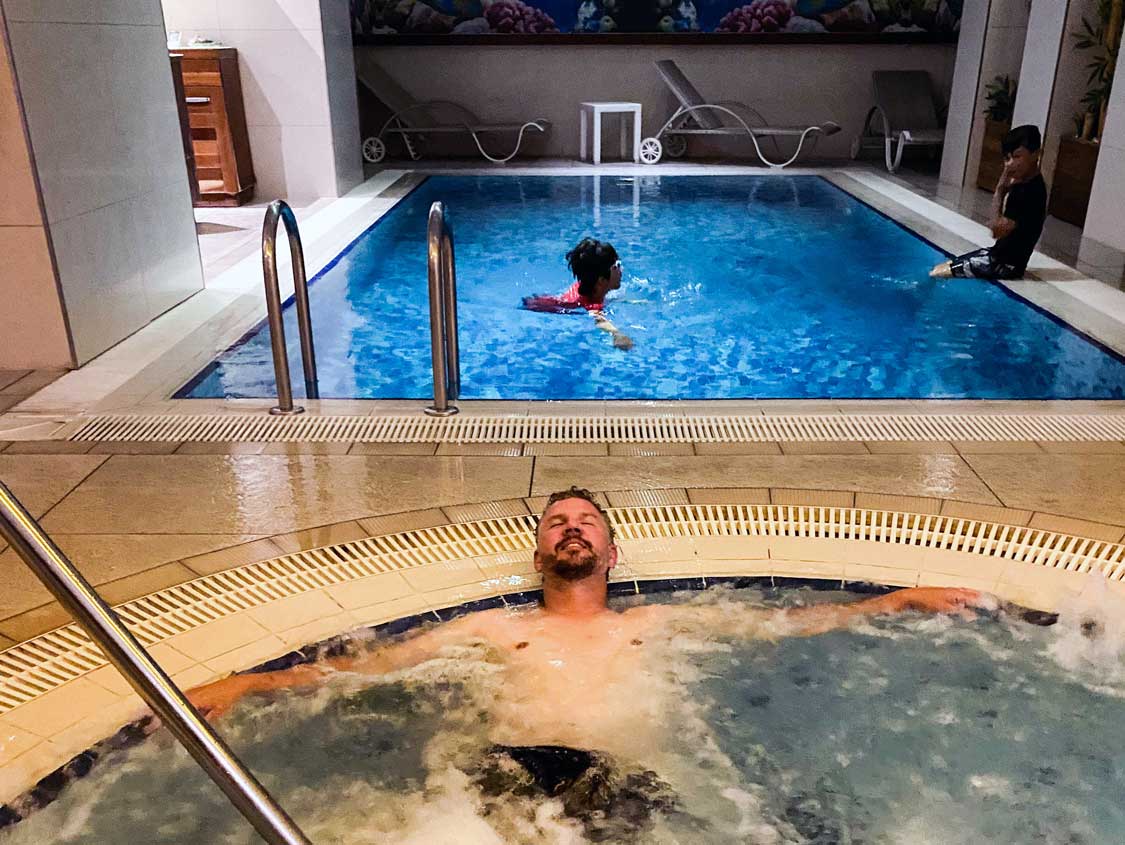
{"left": 350, "top": 0, "right": 962, "bottom": 37}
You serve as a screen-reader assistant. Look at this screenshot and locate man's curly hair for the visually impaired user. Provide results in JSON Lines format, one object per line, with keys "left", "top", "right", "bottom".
{"left": 540, "top": 486, "right": 615, "bottom": 542}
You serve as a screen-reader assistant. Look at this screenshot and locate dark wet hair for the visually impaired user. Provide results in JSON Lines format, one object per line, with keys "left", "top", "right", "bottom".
{"left": 1002, "top": 124, "right": 1041, "bottom": 155}
{"left": 566, "top": 238, "right": 619, "bottom": 297}
{"left": 540, "top": 486, "right": 616, "bottom": 542}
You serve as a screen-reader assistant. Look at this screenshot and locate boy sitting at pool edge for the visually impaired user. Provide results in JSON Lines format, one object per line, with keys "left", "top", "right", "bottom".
{"left": 930, "top": 124, "right": 1047, "bottom": 281}
{"left": 522, "top": 238, "right": 634, "bottom": 350}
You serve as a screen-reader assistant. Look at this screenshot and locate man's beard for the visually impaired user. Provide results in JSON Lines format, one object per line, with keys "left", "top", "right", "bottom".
{"left": 541, "top": 547, "right": 599, "bottom": 582}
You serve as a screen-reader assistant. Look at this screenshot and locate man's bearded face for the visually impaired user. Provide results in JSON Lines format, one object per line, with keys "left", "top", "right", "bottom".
{"left": 534, "top": 498, "right": 616, "bottom": 582}
{"left": 540, "top": 530, "right": 599, "bottom": 581}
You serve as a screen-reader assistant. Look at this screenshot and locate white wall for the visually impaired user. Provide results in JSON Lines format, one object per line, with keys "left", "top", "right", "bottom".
{"left": 1084, "top": 51, "right": 1125, "bottom": 251}
{"left": 1011, "top": 0, "right": 1068, "bottom": 131}
{"left": 366, "top": 43, "right": 958, "bottom": 161}
{"left": 161, "top": 0, "right": 363, "bottom": 203}
{"left": 962, "top": 0, "right": 1030, "bottom": 191}
{"left": 940, "top": 0, "right": 991, "bottom": 187}
{"left": 0, "top": 5, "right": 72, "bottom": 369}
{"left": 1, "top": 0, "right": 204, "bottom": 366}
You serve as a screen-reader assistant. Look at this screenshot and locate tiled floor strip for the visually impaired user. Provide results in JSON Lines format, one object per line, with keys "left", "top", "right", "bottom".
{"left": 68, "top": 413, "right": 1125, "bottom": 443}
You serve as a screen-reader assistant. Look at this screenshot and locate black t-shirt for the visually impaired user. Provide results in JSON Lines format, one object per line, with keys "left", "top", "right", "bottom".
{"left": 991, "top": 173, "right": 1047, "bottom": 272}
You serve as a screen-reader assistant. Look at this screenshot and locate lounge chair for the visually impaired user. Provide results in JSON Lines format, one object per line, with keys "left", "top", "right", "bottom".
{"left": 851, "top": 70, "right": 945, "bottom": 173}
{"left": 639, "top": 59, "right": 841, "bottom": 168}
{"left": 355, "top": 54, "right": 549, "bottom": 164}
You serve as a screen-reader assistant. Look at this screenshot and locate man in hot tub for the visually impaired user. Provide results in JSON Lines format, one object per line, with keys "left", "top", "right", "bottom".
{"left": 521, "top": 237, "right": 635, "bottom": 350}
{"left": 189, "top": 488, "right": 985, "bottom": 840}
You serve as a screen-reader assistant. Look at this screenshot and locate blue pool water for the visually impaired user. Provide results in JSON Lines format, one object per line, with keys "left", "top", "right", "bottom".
{"left": 180, "top": 175, "right": 1125, "bottom": 400}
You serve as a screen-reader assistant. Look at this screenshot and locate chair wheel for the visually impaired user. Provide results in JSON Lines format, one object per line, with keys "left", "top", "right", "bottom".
{"left": 362, "top": 137, "right": 386, "bottom": 164}
{"left": 639, "top": 137, "right": 663, "bottom": 165}
{"left": 663, "top": 134, "right": 687, "bottom": 158}
{"left": 849, "top": 136, "right": 861, "bottom": 160}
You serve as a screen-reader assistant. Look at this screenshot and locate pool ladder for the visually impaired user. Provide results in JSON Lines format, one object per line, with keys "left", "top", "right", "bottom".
{"left": 261, "top": 199, "right": 319, "bottom": 415}
{"left": 425, "top": 201, "right": 461, "bottom": 416}
{"left": 0, "top": 483, "right": 314, "bottom": 844}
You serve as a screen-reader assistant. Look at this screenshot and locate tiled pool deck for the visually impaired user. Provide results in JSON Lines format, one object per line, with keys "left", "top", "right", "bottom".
{"left": 1, "top": 162, "right": 1124, "bottom": 805}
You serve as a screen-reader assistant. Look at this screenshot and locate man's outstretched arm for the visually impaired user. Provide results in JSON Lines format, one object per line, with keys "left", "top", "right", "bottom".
{"left": 186, "top": 612, "right": 489, "bottom": 718}
{"left": 772, "top": 586, "right": 988, "bottom": 637}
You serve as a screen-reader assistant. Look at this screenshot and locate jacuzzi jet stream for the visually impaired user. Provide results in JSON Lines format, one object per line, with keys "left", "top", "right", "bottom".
{"left": 0, "top": 481, "right": 313, "bottom": 845}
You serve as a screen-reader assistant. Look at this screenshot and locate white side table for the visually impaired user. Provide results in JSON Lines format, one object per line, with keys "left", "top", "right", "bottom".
{"left": 579, "top": 101, "right": 642, "bottom": 164}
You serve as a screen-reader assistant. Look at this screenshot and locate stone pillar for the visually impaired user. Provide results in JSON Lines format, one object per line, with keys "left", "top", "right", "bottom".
{"left": 1011, "top": 0, "right": 1070, "bottom": 130}
{"left": 1082, "top": 46, "right": 1125, "bottom": 257}
{"left": 940, "top": 0, "right": 992, "bottom": 187}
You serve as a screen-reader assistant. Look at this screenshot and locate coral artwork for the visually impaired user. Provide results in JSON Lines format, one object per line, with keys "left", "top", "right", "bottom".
{"left": 483, "top": 0, "right": 560, "bottom": 32}
{"left": 716, "top": 0, "right": 792, "bottom": 33}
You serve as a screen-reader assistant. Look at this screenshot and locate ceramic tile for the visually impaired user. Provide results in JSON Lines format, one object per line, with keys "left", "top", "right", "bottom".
{"left": 779, "top": 442, "right": 870, "bottom": 455}
{"left": 83, "top": 643, "right": 197, "bottom": 697}
{"left": 247, "top": 590, "right": 345, "bottom": 634}
{"left": 692, "top": 442, "right": 783, "bottom": 455}
{"left": 2, "top": 677, "right": 121, "bottom": 736}
{"left": 442, "top": 499, "right": 530, "bottom": 523}
{"left": 261, "top": 442, "right": 354, "bottom": 455}
{"left": 172, "top": 663, "right": 220, "bottom": 692}
{"left": 952, "top": 440, "right": 1045, "bottom": 454}
{"left": 325, "top": 572, "right": 415, "bottom": 610}
{"left": 269, "top": 520, "right": 370, "bottom": 554}
{"left": 175, "top": 441, "right": 269, "bottom": 454}
{"left": 863, "top": 441, "right": 957, "bottom": 454}
{"left": 841, "top": 563, "right": 919, "bottom": 588}
{"left": 0, "top": 236, "right": 72, "bottom": 368}
{"left": 618, "top": 537, "right": 699, "bottom": 565}
{"left": 919, "top": 549, "right": 1008, "bottom": 583}
{"left": 2, "top": 1, "right": 164, "bottom": 25}
{"left": 401, "top": 559, "right": 487, "bottom": 593}
{"left": 0, "top": 454, "right": 107, "bottom": 518}
{"left": 627, "top": 560, "right": 705, "bottom": 579}
{"left": 996, "top": 564, "right": 1083, "bottom": 611}
{"left": 608, "top": 443, "right": 695, "bottom": 457}
{"left": 0, "top": 441, "right": 94, "bottom": 454}
{"left": 203, "top": 634, "right": 291, "bottom": 677}
{"left": 1035, "top": 441, "right": 1125, "bottom": 454}
{"left": 277, "top": 612, "right": 359, "bottom": 649}
{"left": 0, "top": 369, "right": 67, "bottom": 397}
{"left": 854, "top": 492, "right": 943, "bottom": 515}
{"left": 180, "top": 538, "right": 287, "bottom": 576}
{"left": 357, "top": 508, "right": 450, "bottom": 537}
{"left": 940, "top": 500, "right": 1033, "bottom": 526}
{"left": 348, "top": 442, "right": 439, "bottom": 455}
{"left": 522, "top": 443, "right": 609, "bottom": 456}
{"left": 1026, "top": 514, "right": 1125, "bottom": 544}
{"left": 225, "top": 28, "right": 329, "bottom": 129}
{"left": 692, "top": 536, "right": 771, "bottom": 559}
{"left": 770, "top": 488, "right": 854, "bottom": 508}
{"left": 348, "top": 593, "right": 434, "bottom": 629}
{"left": 915, "top": 571, "right": 999, "bottom": 594}
{"left": 0, "top": 602, "right": 70, "bottom": 643}
{"left": 435, "top": 443, "right": 524, "bottom": 456}
{"left": 0, "top": 372, "right": 31, "bottom": 392}
{"left": 164, "top": 614, "right": 272, "bottom": 663}
{"left": 0, "top": 742, "right": 51, "bottom": 805}
{"left": 0, "top": 633, "right": 14, "bottom": 649}
{"left": 768, "top": 559, "right": 844, "bottom": 581}
{"left": 532, "top": 455, "right": 1000, "bottom": 504}
{"left": 88, "top": 441, "right": 182, "bottom": 454}
{"left": 422, "top": 581, "right": 507, "bottom": 612}
{"left": 963, "top": 454, "right": 1125, "bottom": 526}
{"left": 93, "top": 562, "right": 199, "bottom": 605}
{"left": 686, "top": 487, "right": 771, "bottom": 505}
{"left": 41, "top": 455, "right": 532, "bottom": 535}
{"left": 0, "top": 719, "right": 40, "bottom": 764}
{"left": 605, "top": 488, "right": 691, "bottom": 507}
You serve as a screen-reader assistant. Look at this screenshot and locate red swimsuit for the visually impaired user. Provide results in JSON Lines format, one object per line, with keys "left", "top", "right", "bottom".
{"left": 521, "top": 281, "right": 604, "bottom": 314}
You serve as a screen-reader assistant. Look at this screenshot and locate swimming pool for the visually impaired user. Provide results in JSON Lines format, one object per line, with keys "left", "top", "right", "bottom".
{"left": 180, "top": 175, "right": 1125, "bottom": 400}
{"left": 4, "top": 584, "right": 1124, "bottom": 843}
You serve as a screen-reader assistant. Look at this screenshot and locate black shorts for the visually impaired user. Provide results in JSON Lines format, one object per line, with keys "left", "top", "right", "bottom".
{"left": 949, "top": 248, "right": 1021, "bottom": 280}
{"left": 471, "top": 744, "right": 683, "bottom": 841}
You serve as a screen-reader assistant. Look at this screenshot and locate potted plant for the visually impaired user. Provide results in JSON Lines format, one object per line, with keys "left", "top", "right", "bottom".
{"left": 1049, "top": 0, "right": 1123, "bottom": 225}
{"left": 976, "top": 74, "right": 1017, "bottom": 190}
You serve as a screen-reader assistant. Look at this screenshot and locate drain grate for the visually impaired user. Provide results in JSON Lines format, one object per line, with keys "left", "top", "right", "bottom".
{"left": 69, "top": 413, "right": 1125, "bottom": 443}
{"left": 1, "top": 504, "right": 1122, "bottom": 713}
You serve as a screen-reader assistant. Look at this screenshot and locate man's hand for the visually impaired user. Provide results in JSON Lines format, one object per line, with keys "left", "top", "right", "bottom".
{"left": 996, "top": 159, "right": 1017, "bottom": 193}
{"left": 186, "top": 674, "right": 258, "bottom": 720}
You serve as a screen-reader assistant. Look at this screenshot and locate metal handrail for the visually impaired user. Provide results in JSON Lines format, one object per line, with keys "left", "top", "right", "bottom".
{"left": 262, "top": 200, "right": 319, "bottom": 416}
{"left": 425, "top": 202, "right": 460, "bottom": 416}
{"left": 0, "top": 482, "right": 313, "bottom": 845}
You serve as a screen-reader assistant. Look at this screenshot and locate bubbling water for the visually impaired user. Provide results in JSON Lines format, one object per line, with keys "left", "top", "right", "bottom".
{"left": 4, "top": 586, "right": 1125, "bottom": 843}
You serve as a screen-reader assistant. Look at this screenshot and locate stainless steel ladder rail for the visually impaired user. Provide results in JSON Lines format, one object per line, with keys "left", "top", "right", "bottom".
{"left": 425, "top": 201, "right": 461, "bottom": 416}
{"left": 0, "top": 481, "right": 313, "bottom": 845}
{"left": 262, "top": 200, "right": 319, "bottom": 416}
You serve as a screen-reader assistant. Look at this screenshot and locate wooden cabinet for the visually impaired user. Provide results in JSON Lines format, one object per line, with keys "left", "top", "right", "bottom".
{"left": 976, "top": 119, "right": 1009, "bottom": 191}
{"left": 1048, "top": 136, "right": 1099, "bottom": 227}
{"left": 174, "top": 47, "right": 255, "bottom": 207}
